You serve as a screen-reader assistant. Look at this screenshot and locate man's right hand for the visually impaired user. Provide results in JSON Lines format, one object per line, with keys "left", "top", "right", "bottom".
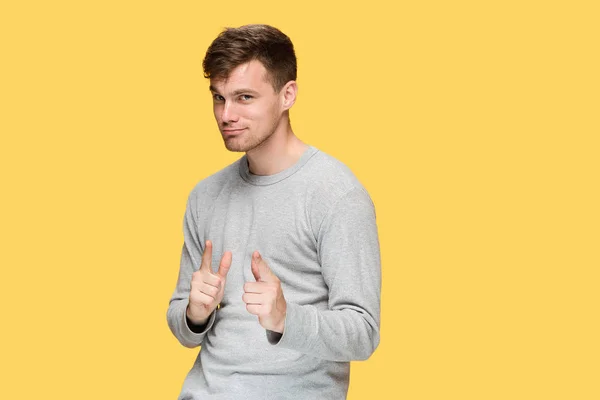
{"left": 187, "top": 240, "right": 232, "bottom": 326}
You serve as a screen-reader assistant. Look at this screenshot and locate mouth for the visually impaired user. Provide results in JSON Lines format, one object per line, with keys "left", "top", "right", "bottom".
{"left": 221, "top": 128, "right": 247, "bottom": 137}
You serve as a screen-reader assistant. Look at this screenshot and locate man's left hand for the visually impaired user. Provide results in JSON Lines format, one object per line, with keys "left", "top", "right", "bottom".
{"left": 243, "top": 251, "right": 287, "bottom": 333}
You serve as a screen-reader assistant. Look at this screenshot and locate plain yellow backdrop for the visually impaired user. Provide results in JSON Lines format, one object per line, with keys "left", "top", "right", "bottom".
{"left": 1, "top": 0, "right": 598, "bottom": 399}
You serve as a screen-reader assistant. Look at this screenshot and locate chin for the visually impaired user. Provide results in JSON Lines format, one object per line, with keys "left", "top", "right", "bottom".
{"left": 223, "top": 138, "right": 253, "bottom": 153}
{"left": 224, "top": 144, "right": 247, "bottom": 153}
{"left": 223, "top": 133, "right": 272, "bottom": 153}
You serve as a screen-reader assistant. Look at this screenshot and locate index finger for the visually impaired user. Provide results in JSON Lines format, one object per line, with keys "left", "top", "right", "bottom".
{"left": 200, "top": 240, "right": 213, "bottom": 272}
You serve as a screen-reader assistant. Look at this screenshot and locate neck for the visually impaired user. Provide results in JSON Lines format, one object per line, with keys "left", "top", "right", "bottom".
{"left": 246, "top": 120, "right": 308, "bottom": 176}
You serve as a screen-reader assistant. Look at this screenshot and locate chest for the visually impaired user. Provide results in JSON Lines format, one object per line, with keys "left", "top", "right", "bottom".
{"left": 199, "top": 183, "right": 323, "bottom": 303}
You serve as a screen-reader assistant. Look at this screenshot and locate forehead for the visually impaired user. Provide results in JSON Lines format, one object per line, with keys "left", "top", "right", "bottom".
{"left": 210, "top": 60, "right": 274, "bottom": 93}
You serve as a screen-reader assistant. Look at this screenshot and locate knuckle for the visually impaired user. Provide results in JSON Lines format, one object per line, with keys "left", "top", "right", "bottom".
{"left": 193, "top": 270, "right": 208, "bottom": 280}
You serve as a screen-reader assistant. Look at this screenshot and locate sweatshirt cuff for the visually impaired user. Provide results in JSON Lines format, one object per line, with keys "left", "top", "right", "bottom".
{"left": 180, "top": 301, "right": 216, "bottom": 345}
{"left": 268, "top": 302, "right": 318, "bottom": 353}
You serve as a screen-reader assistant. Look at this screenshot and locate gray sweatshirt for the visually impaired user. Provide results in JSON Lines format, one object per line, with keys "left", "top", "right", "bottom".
{"left": 167, "top": 146, "right": 381, "bottom": 399}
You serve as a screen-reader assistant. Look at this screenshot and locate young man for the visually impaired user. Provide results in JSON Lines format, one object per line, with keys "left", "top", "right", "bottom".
{"left": 167, "top": 24, "right": 381, "bottom": 399}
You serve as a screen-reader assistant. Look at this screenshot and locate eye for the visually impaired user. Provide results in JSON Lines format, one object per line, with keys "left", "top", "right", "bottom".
{"left": 212, "top": 93, "right": 224, "bottom": 102}
{"left": 239, "top": 94, "right": 253, "bottom": 101}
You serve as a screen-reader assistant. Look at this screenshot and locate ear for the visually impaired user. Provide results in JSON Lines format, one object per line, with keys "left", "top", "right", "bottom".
{"left": 281, "top": 81, "right": 297, "bottom": 111}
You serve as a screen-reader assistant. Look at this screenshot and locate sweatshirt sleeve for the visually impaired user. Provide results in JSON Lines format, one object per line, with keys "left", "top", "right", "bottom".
{"left": 271, "top": 187, "right": 382, "bottom": 361}
{"left": 166, "top": 194, "right": 216, "bottom": 348}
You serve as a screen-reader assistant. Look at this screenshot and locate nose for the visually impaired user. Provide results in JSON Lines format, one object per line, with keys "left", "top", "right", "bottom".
{"left": 220, "top": 100, "right": 239, "bottom": 125}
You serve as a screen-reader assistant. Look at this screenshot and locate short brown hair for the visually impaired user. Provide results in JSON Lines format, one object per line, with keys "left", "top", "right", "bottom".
{"left": 203, "top": 24, "right": 297, "bottom": 92}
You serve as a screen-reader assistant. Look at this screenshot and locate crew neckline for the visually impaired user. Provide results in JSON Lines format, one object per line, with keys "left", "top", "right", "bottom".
{"left": 239, "top": 145, "right": 319, "bottom": 186}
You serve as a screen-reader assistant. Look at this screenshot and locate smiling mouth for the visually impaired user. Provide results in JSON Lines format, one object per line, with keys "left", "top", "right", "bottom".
{"left": 222, "top": 128, "right": 246, "bottom": 136}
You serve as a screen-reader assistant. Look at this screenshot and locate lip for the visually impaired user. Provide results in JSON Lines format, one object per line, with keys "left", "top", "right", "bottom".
{"left": 222, "top": 128, "right": 246, "bottom": 135}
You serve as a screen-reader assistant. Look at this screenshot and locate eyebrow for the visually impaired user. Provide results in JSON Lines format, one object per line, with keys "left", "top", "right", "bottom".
{"left": 209, "top": 86, "right": 260, "bottom": 96}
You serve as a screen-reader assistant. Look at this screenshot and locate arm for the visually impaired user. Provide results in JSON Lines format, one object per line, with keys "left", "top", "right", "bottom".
{"left": 273, "top": 187, "right": 382, "bottom": 361}
{"left": 166, "top": 195, "right": 216, "bottom": 348}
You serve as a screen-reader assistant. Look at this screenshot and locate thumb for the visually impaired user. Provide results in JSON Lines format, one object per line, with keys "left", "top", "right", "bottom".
{"left": 217, "top": 251, "right": 232, "bottom": 278}
{"left": 251, "top": 251, "right": 274, "bottom": 282}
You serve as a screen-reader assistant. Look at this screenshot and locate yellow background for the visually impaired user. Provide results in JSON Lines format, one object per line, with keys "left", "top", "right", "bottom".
{"left": 1, "top": 0, "right": 598, "bottom": 399}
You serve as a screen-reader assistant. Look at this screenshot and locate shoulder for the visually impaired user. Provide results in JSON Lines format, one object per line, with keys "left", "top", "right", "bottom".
{"left": 186, "top": 158, "right": 241, "bottom": 210}
{"left": 304, "top": 148, "right": 372, "bottom": 201}
{"left": 303, "top": 148, "right": 375, "bottom": 231}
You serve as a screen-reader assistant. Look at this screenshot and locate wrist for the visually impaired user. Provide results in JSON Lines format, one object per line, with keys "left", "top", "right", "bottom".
{"left": 186, "top": 305, "right": 209, "bottom": 327}
{"left": 274, "top": 311, "right": 286, "bottom": 334}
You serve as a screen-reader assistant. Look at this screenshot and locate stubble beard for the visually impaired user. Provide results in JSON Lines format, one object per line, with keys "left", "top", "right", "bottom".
{"left": 222, "top": 126, "right": 277, "bottom": 153}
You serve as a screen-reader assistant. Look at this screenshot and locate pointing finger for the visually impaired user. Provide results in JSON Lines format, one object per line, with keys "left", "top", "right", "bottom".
{"left": 253, "top": 252, "right": 276, "bottom": 282}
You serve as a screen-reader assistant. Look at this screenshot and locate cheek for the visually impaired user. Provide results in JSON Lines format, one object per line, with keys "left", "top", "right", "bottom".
{"left": 269, "top": 102, "right": 282, "bottom": 123}
{"left": 213, "top": 104, "right": 221, "bottom": 119}
{"left": 239, "top": 106, "right": 259, "bottom": 123}
{"left": 242, "top": 101, "right": 279, "bottom": 125}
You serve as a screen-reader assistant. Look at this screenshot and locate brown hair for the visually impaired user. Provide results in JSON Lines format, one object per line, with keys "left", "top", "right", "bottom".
{"left": 203, "top": 24, "right": 297, "bottom": 92}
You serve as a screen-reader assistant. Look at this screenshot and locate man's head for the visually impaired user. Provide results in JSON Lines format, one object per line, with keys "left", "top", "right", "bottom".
{"left": 203, "top": 24, "right": 297, "bottom": 93}
{"left": 203, "top": 24, "right": 298, "bottom": 153}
